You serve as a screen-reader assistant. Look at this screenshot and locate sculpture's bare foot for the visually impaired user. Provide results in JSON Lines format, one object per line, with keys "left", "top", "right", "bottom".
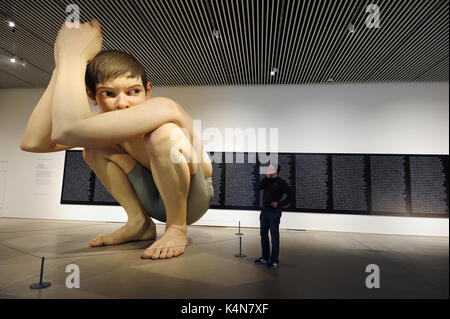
{"left": 89, "top": 218, "right": 156, "bottom": 247}
{"left": 141, "top": 224, "right": 188, "bottom": 259}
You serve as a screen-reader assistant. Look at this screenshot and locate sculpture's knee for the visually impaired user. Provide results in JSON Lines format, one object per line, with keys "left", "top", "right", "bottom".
{"left": 144, "top": 123, "right": 183, "bottom": 157}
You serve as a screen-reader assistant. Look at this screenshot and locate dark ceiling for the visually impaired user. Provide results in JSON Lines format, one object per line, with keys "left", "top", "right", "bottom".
{"left": 0, "top": 0, "right": 448, "bottom": 88}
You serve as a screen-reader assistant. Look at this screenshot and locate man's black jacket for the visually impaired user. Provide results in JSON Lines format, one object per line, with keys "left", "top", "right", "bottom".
{"left": 257, "top": 176, "right": 292, "bottom": 210}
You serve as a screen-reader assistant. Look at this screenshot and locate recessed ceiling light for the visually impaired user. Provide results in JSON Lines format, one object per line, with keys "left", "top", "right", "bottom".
{"left": 8, "top": 21, "right": 15, "bottom": 28}
{"left": 348, "top": 22, "right": 356, "bottom": 33}
{"left": 270, "top": 67, "right": 278, "bottom": 76}
{"left": 10, "top": 57, "right": 16, "bottom": 63}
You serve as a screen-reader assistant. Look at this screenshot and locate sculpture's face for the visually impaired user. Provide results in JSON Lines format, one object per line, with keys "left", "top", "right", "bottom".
{"left": 89, "top": 73, "right": 152, "bottom": 113}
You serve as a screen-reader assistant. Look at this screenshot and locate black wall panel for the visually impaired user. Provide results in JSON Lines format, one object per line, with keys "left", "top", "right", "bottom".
{"left": 61, "top": 150, "right": 449, "bottom": 218}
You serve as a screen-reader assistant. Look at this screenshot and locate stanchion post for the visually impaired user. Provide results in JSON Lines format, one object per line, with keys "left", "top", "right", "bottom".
{"left": 234, "top": 220, "right": 246, "bottom": 258}
{"left": 235, "top": 220, "right": 243, "bottom": 236}
{"left": 29, "top": 256, "right": 51, "bottom": 289}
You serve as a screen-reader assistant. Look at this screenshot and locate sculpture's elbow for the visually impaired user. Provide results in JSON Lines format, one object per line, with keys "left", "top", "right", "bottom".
{"left": 20, "top": 140, "right": 33, "bottom": 152}
{"left": 50, "top": 128, "right": 68, "bottom": 145}
{"left": 20, "top": 134, "right": 42, "bottom": 152}
{"left": 20, "top": 140, "right": 45, "bottom": 153}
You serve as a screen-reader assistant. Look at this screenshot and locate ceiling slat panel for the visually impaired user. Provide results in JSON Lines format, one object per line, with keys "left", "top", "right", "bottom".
{"left": 339, "top": 0, "right": 403, "bottom": 84}
{"left": 300, "top": 0, "right": 335, "bottom": 84}
{"left": 367, "top": 1, "right": 447, "bottom": 82}
{"left": 0, "top": 0, "right": 447, "bottom": 88}
{"left": 287, "top": 0, "right": 317, "bottom": 84}
{"left": 322, "top": 0, "right": 382, "bottom": 84}
{"left": 277, "top": 0, "right": 304, "bottom": 84}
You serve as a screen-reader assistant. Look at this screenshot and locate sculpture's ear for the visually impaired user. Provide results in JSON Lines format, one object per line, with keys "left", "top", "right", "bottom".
{"left": 145, "top": 82, "right": 153, "bottom": 99}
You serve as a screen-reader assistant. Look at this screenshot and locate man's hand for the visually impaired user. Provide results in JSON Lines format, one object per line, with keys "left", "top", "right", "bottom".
{"left": 271, "top": 202, "right": 278, "bottom": 208}
{"left": 54, "top": 18, "right": 102, "bottom": 67}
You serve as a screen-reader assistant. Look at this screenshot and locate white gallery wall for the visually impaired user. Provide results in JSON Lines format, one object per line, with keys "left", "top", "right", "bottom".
{"left": 0, "top": 81, "right": 448, "bottom": 236}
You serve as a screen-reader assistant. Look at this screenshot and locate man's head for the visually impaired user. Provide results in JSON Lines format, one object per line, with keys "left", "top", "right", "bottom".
{"left": 85, "top": 50, "right": 152, "bottom": 112}
{"left": 266, "top": 163, "right": 281, "bottom": 178}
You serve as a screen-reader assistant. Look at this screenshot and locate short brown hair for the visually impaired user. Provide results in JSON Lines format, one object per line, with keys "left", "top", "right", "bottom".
{"left": 85, "top": 50, "right": 149, "bottom": 96}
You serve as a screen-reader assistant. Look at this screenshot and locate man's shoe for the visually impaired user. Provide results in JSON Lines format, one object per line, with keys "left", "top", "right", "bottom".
{"left": 268, "top": 261, "right": 279, "bottom": 269}
{"left": 254, "top": 257, "right": 269, "bottom": 264}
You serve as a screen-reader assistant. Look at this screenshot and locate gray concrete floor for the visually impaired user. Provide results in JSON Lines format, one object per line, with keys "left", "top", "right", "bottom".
{"left": 0, "top": 217, "right": 447, "bottom": 299}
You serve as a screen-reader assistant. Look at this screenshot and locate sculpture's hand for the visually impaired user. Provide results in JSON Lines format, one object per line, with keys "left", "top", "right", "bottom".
{"left": 54, "top": 18, "right": 102, "bottom": 67}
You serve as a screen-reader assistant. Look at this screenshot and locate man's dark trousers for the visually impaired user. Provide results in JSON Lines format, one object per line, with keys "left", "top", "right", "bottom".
{"left": 260, "top": 207, "right": 282, "bottom": 263}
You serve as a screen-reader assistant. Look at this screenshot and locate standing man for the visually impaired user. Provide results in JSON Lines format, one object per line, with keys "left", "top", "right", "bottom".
{"left": 255, "top": 164, "right": 292, "bottom": 269}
